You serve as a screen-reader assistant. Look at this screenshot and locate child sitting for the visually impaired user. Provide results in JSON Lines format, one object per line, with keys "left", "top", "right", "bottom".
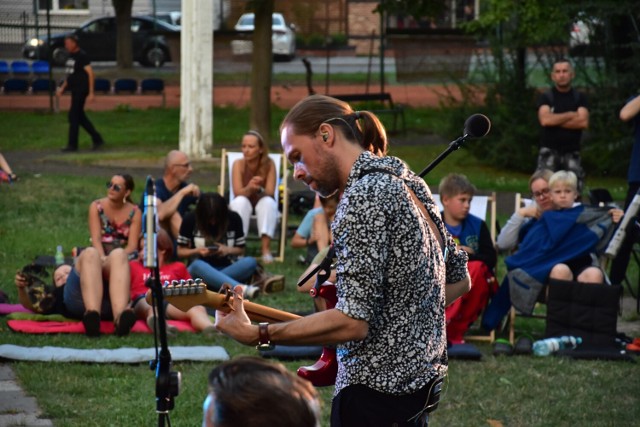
{"left": 439, "top": 173, "right": 497, "bottom": 345}
{"left": 547, "top": 170, "right": 605, "bottom": 284}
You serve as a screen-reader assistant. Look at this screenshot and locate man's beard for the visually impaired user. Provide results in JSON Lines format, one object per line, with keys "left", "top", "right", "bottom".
{"left": 309, "top": 152, "right": 341, "bottom": 198}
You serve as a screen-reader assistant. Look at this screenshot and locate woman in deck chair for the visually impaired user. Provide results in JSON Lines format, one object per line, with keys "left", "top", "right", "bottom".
{"left": 228, "top": 130, "right": 279, "bottom": 264}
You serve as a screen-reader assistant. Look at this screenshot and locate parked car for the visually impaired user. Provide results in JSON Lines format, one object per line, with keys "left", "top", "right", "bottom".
{"left": 154, "top": 11, "right": 181, "bottom": 28}
{"left": 22, "top": 16, "right": 179, "bottom": 67}
{"left": 231, "top": 12, "right": 296, "bottom": 60}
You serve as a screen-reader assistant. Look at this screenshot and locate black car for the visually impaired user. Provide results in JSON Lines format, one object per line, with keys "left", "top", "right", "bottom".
{"left": 22, "top": 16, "right": 179, "bottom": 67}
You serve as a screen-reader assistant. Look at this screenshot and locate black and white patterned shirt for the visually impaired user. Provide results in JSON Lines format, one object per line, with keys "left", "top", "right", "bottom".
{"left": 333, "top": 151, "right": 468, "bottom": 396}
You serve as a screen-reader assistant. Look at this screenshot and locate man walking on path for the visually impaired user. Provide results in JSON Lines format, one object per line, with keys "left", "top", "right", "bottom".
{"left": 56, "top": 34, "right": 104, "bottom": 152}
{"left": 536, "top": 58, "right": 589, "bottom": 193}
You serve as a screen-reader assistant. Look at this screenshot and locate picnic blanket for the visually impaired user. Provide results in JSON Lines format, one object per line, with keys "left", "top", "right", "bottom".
{"left": 0, "top": 345, "right": 228, "bottom": 363}
{"left": 6, "top": 318, "right": 197, "bottom": 334}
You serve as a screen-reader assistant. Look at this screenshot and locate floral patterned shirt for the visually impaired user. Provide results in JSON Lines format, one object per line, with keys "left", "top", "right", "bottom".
{"left": 333, "top": 151, "right": 469, "bottom": 396}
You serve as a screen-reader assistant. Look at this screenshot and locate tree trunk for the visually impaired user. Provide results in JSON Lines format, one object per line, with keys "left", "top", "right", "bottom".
{"left": 250, "top": 0, "right": 274, "bottom": 145}
{"left": 113, "top": 0, "right": 134, "bottom": 69}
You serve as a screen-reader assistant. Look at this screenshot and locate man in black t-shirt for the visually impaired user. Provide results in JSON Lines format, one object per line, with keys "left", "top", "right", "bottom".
{"left": 56, "top": 35, "right": 104, "bottom": 152}
{"left": 536, "top": 59, "right": 589, "bottom": 193}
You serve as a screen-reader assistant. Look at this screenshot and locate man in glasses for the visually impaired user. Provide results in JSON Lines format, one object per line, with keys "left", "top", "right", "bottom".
{"left": 143, "top": 150, "right": 200, "bottom": 238}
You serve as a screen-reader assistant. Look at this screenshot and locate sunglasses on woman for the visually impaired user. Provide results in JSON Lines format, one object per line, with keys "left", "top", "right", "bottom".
{"left": 106, "top": 182, "right": 122, "bottom": 192}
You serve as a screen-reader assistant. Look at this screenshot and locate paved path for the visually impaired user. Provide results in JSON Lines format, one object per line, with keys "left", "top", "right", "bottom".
{"left": 0, "top": 365, "right": 53, "bottom": 426}
{"left": 0, "top": 83, "right": 467, "bottom": 111}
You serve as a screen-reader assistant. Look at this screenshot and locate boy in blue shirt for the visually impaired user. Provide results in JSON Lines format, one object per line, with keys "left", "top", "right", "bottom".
{"left": 439, "top": 173, "right": 497, "bottom": 344}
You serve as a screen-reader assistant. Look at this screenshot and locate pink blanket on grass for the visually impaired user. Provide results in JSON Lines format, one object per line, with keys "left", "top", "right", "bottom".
{"left": 0, "top": 303, "right": 32, "bottom": 315}
{"left": 7, "top": 319, "right": 196, "bottom": 334}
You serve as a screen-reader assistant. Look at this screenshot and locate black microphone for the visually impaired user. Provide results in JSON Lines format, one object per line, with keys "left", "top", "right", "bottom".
{"left": 418, "top": 113, "right": 491, "bottom": 177}
{"left": 464, "top": 114, "right": 491, "bottom": 138}
{"left": 144, "top": 175, "right": 157, "bottom": 268}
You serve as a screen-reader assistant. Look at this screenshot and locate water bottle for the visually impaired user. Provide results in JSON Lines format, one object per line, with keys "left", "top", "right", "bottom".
{"left": 55, "top": 245, "right": 64, "bottom": 266}
{"left": 532, "top": 336, "right": 582, "bottom": 356}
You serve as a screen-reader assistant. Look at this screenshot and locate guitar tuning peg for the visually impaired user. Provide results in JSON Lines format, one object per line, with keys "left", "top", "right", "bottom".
{"left": 171, "top": 280, "right": 179, "bottom": 286}
{"left": 162, "top": 280, "right": 170, "bottom": 287}
{"left": 194, "top": 278, "right": 202, "bottom": 284}
{"left": 179, "top": 279, "right": 186, "bottom": 285}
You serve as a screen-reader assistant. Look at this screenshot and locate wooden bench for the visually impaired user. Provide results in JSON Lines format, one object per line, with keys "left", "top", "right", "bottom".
{"left": 331, "top": 92, "right": 406, "bottom": 134}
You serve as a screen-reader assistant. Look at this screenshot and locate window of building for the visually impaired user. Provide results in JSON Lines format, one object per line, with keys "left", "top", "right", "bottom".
{"left": 38, "top": 0, "right": 89, "bottom": 12}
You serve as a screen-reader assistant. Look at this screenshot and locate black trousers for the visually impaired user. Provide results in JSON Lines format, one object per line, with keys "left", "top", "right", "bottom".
{"left": 330, "top": 382, "right": 436, "bottom": 427}
{"left": 68, "top": 90, "right": 102, "bottom": 149}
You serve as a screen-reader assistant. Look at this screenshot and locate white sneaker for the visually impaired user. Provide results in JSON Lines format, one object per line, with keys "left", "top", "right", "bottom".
{"left": 242, "top": 284, "right": 261, "bottom": 300}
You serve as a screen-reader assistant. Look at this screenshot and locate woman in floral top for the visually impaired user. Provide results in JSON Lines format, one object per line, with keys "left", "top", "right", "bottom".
{"left": 89, "top": 173, "right": 142, "bottom": 261}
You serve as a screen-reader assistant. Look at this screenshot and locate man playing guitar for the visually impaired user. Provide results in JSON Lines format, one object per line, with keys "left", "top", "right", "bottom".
{"left": 215, "top": 95, "right": 471, "bottom": 427}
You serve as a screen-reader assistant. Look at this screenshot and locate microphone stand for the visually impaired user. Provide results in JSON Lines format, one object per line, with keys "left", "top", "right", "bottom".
{"left": 418, "top": 134, "right": 470, "bottom": 178}
{"left": 145, "top": 176, "right": 181, "bottom": 427}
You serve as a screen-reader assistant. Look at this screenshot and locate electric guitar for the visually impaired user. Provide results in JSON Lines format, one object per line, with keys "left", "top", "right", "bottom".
{"left": 144, "top": 280, "right": 300, "bottom": 323}
{"left": 146, "top": 279, "right": 339, "bottom": 387}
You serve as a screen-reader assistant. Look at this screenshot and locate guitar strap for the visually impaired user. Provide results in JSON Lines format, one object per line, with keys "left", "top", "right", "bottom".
{"left": 358, "top": 168, "right": 446, "bottom": 258}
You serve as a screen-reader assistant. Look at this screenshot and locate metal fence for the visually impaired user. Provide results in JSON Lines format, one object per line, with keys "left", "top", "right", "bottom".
{"left": 0, "top": 11, "right": 82, "bottom": 44}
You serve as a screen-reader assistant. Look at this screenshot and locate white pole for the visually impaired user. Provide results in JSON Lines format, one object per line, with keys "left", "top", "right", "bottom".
{"left": 179, "top": 0, "right": 214, "bottom": 159}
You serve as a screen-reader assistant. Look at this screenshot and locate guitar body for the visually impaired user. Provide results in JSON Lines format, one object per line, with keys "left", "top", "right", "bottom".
{"left": 297, "top": 283, "right": 339, "bottom": 387}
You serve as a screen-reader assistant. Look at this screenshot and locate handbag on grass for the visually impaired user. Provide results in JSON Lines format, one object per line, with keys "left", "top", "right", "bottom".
{"left": 250, "top": 263, "right": 285, "bottom": 294}
{"left": 20, "top": 263, "right": 57, "bottom": 314}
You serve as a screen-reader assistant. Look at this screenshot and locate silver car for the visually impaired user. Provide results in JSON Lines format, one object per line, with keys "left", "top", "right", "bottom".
{"left": 231, "top": 12, "right": 296, "bottom": 60}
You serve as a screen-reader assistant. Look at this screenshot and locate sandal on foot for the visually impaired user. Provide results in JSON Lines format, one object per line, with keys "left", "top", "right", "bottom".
{"left": 114, "top": 308, "right": 136, "bottom": 336}
{"left": 514, "top": 336, "right": 533, "bottom": 355}
{"left": 82, "top": 310, "right": 101, "bottom": 338}
{"left": 493, "top": 338, "right": 514, "bottom": 356}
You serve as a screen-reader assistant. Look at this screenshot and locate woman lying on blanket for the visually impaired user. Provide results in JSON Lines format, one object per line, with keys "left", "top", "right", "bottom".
{"left": 15, "top": 247, "right": 135, "bottom": 338}
{"left": 129, "top": 228, "right": 216, "bottom": 337}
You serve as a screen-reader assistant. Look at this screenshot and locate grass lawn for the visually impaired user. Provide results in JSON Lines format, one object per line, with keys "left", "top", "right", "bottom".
{"left": 0, "top": 107, "right": 638, "bottom": 426}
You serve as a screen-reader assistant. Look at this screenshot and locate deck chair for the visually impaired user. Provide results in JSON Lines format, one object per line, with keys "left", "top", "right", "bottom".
{"left": 432, "top": 192, "right": 497, "bottom": 343}
{"left": 218, "top": 149, "right": 289, "bottom": 262}
{"left": 431, "top": 192, "right": 497, "bottom": 241}
{"left": 506, "top": 193, "right": 619, "bottom": 344}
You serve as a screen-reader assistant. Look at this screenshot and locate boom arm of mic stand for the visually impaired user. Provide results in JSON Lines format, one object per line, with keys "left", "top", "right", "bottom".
{"left": 418, "top": 134, "right": 468, "bottom": 178}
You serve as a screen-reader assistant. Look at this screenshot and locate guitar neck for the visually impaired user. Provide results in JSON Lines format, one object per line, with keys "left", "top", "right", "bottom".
{"left": 146, "top": 283, "right": 301, "bottom": 323}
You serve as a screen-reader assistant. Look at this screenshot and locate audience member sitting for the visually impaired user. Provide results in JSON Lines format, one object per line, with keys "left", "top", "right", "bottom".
{"left": 147, "top": 150, "right": 201, "bottom": 239}
{"left": 202, "top": 356, "right": 320, "bottom": 427}
{"left": 15, "top": 247, "right": 134, "bottom": 337}
{"left": 130, "top": 228, "right": 216, "bottom": 336}
{"left": 496, "top": 169, "right": 554, "bottom": 252}
{"left": 89, "top": 173, "right": 142, "bottom": 260}
{"left": 229, "top": 130, "right": 279, "bottom": 264}
{"left": 291, "top": 195, "right": 323, "bottom": 264}
{"left": 291, "top": 194, "right": 339, "bottom": 265}
{"left": 0, "top": 152, "right": 18, "bottom": 183}
{"left": 546, "top": 171, "right": 613, "bottom": 283}
{"left": 483, "top": 170, "right": 622, "bottom": 331}
{"left": 439, "top": 173, "right": 497, "bottom": 345}
{"left": 177, "top": 192, "right": 260, "bottom": 299}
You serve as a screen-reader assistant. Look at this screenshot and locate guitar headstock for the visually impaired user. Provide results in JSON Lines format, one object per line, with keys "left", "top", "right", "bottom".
{"left": 154, "top": 278, "right": 215, "bottom": 312}
{"left": 162, "top": 278, "right": 207, "bottom": 296}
